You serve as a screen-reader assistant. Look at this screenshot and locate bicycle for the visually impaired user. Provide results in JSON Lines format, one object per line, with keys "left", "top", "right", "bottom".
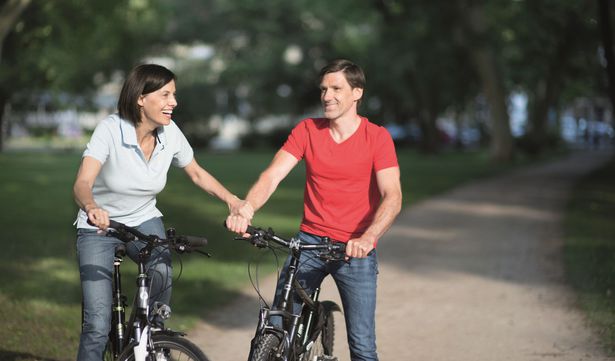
{"left": 233, "top": 225, "right": 347, "bottom": 361}
{"left": 96, "top": 219, "right": 210, "bottom": 361}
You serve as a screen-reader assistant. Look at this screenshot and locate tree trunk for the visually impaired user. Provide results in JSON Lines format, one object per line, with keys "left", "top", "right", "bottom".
{"left": 0, "top": 92, "right": 8, "bottom": 151}
{"left": 417, "top": 109, "right": 439, "bottom": 153}
{"left": 470, "top": 47, "right": 514, "bottom": 161}
{"left": 0, "top": 0, "right": 31, "bottom": 152}
{"left": 598, "top": 0, "right": 615, "bottom": 112}
{"left": 456, "top": 0, "right": 514, "bottom": 161}
{"left": 0, "top": 0, "right": 31, "bottom": 61}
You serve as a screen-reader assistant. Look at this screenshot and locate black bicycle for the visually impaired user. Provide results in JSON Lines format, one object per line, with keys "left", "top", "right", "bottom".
{"left": 234, "top": 225, "right": 347, "bottom": 361}
{"left": 100, "top": 219, "right": 210, "bottom": 361}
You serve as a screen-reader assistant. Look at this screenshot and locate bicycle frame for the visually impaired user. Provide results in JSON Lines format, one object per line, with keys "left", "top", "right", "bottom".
{"left": 107, "top": 240, "right": 160, "bottom": 361}
{"left": 102, "top": 220, "right": 208, "bottom": 361}
{"left": 251, "top": 250, "right": 306, "bottom": 360}
{"left": 241, "top": 227, "right": 345, "bottom": 361}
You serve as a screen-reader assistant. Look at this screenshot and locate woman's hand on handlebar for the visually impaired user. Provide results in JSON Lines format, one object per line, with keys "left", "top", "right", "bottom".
{"left": 85, "top": 205, "right": 110, "bottom": 231}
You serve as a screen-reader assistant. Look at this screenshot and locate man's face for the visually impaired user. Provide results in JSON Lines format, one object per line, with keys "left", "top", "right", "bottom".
{"left": 320, "top": 71, "right": 363, "bottom": 121}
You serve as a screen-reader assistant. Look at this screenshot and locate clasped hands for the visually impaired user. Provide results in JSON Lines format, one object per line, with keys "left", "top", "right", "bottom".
{"left": 226, "top": 198, "right": 254, "bottom": 234}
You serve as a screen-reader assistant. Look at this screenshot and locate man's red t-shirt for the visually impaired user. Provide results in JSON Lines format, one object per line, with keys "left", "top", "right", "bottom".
{"left": 281, "top": 117, "right": 399, "bottom": 243}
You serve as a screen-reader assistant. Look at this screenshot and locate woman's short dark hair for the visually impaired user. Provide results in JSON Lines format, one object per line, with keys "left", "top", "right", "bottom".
{"left": 117, "top": 64, "right": 176, "bottom": 126}
{"left": 318, "top": 59, "right": 365, "bottom": 90}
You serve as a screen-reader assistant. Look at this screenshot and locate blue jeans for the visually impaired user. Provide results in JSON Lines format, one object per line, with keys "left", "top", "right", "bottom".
{"left": 76, "top": 217, "right": 172, "bottom": 361}
{"left": 273, "top": 231, "right": 379, "bottom": 361}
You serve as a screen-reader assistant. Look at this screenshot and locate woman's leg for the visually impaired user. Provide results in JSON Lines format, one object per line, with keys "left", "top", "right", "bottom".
{"left": 76, "top": 229, "right": 118, "bottom": 361}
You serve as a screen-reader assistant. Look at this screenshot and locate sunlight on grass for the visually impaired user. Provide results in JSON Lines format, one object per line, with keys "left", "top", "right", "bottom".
{"left": 564, "top": 155, "right": 615, "bottom": 355}
{"left": 29, "top": 258, "right": 80, "bottom": 283}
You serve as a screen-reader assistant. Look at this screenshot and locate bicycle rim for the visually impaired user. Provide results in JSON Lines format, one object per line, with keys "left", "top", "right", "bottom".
{"left": 117, "top": 334, "right": 209, "bottom": 361}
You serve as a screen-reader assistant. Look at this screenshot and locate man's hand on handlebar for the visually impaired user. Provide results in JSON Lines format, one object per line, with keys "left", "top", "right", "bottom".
{"left": 225, "top": 214, "right": 251, "bottom": 236}
{"left": 345, "top": 235, "right": 376, "bottom": 259}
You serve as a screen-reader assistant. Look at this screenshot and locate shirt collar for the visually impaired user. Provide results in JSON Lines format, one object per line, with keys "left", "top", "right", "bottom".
{"left": 119, "top": 116, "right": 168, "bottom": 148}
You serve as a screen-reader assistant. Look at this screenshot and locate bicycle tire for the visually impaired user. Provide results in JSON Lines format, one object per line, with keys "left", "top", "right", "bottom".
{"left": 117, "top": 334, "right": 209, "bottom": 361}
{"left": 302, "top": 308, "right": 335, "bottom": 361}
{"left": 250, "top": 333, "right": 282, "bottom": 361}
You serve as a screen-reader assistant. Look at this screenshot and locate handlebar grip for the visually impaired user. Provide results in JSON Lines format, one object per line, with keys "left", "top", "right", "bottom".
{"left": 86, "top": 218, "right": 123, "bottom": 230}
{"left": 182, "top": 235, "right": 208, "bottom": 248}
{"left": 222, "top": 220, "right": 258, "bottom": 235}
{"left": 108, "top": 220, "right": 123, "bottom": 230}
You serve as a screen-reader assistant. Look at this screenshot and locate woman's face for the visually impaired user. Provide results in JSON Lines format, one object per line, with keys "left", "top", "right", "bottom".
{"left": 138, "top": 80, "right": 177, "bottom": 127}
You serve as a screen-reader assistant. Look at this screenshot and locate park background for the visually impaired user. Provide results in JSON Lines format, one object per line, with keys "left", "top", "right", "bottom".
{"left": 0, "top": 1, "right": 615, "bottom": 360}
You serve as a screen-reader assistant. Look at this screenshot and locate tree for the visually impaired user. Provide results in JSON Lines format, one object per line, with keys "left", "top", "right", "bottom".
{"left": 506, "top": 0, "right": 600, "bottom": 154}
{"left": 0, "top": 0, "right": 167, "bottom": 151}
{"left": 598, "top": 0, "right": 615, "bottom": 112}
{"left": 371, "top": 0, "right": 479, "bottom": 152}
{"left": 455, "top": 0, "right": 514, "bottom": 161}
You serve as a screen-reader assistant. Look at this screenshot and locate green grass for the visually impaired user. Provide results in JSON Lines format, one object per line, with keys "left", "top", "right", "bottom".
{"left": 0, "top": 147, "right": 547, "bottom": 360}
{"left": 564, "top": 155, "right": 615, "bottom": 355}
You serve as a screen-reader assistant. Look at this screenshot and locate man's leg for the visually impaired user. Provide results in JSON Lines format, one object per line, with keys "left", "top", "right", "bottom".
{"left": 332, "top": 250, "right": 379, "bottom": 361}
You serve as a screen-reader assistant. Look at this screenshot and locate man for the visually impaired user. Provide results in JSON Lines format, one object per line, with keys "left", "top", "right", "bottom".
{"left": 227, "top": 59, "right": 402, "bottom": 361}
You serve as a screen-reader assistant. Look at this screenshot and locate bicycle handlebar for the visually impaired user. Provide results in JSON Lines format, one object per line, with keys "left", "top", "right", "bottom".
{"left": 90, "top": 219, "right": 208, "bottom": 252}
{"left": 225, "top": 221, "right": 347, "bottom": 262}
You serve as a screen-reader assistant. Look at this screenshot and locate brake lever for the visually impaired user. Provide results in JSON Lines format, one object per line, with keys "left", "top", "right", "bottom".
{"left": 194, "top": 249, "right": 212, "bottom": 257}
{"left": 235, "top": 235, "right": 268, "bottom": 248}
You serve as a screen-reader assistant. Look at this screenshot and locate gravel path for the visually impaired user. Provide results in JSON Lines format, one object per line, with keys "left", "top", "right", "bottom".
{"left": 188, "top": 149, "right": 614, "bottom": 361}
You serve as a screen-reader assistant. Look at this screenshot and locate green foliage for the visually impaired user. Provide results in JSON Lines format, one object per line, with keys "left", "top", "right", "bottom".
{"left": 2, "top": 0, "right": 168, "bottom": 109}
{"left": 1, "top": 0, "right": 608, "bottom": 157}
{"left": 564, "top": 155, "right": 615, "bottom": 355}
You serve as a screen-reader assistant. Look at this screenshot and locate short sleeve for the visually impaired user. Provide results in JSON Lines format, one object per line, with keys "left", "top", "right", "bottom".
{"left": 83, "top": 121, "right": 111, "bottom": 164}
{"left": 281, "top": 120, "right": 308, "bottom": 161}
{"left": 171, "top": 123, "right": 194, "bottom": 168}
{"left": 374, "top": 127, "right": 398, "bottom": 171}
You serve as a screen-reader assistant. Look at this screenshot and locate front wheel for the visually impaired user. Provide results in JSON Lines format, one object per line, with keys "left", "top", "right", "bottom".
{"left": 117, "top": 334, "right": 209, "bottom": 361}
{"left": 250, "top": 333, "right": 282, "bottom": 361}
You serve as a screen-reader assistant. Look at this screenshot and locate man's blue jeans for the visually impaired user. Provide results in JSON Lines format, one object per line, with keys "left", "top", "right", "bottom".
{"left": 76, "top": 217, "right": 172, "bottom": 361}
{"left": 273, "top": 231, "right": 379, "bottom": 361}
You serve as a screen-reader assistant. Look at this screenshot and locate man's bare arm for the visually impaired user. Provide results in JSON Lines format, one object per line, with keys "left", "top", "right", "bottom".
{"left": 226, "top": 149, "right": 299, "bottom": 233}
{"left": 346, "top": 166, "right": 402, "bottom": 258}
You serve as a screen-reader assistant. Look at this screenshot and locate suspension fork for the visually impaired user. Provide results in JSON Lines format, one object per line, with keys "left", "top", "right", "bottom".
{"left": 133, "top": 261, "right": 150, "bottom": 344}
{"left": 280, "top": 250, "right": 304, "bottom": 345}
{"left": 111, "top": 249, "right": 127, "bottom": 357}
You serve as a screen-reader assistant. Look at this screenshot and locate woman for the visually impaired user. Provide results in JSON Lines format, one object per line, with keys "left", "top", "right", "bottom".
{"left": 73, "top": 64, "right": 250, "bottom": 361}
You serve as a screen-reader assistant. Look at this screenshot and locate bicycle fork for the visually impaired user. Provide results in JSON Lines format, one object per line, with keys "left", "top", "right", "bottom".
{"left": 133, "top": 263, "right": 151, "bottom": 361}
{"left": 111, "top": 250, "right": 127, "bottom": 358}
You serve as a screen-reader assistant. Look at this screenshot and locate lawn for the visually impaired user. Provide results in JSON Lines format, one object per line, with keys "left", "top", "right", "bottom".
{"left": 0, "top": 147, "right": 540, "bottom": 360}
{"left": 564, "top": 155, "right": 615, "bottom": 355}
